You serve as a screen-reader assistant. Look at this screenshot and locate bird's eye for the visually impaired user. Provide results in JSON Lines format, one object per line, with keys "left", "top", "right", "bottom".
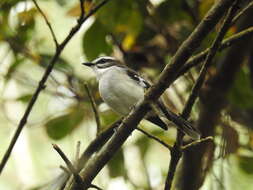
{"left": 98, "top": 59, "right": 106, "bottom": 64}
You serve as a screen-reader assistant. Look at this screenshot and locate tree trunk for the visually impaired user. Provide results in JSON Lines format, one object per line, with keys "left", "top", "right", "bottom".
{"left": 175, "top": 7, "right": 253, "bottom": 190}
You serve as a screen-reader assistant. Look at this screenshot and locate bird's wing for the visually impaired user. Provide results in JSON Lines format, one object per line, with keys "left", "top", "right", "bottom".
{"left": 125, "top": 68, "right": 151, "bottom": 89}
{"left": 124, "top": 67, "right": 200, "bottom": 139}
{"left": 156, "top": 101, "right": 201, "bottom": 140}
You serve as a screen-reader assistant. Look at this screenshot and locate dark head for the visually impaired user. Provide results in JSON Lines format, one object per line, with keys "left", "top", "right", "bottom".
{"left": 82, "top": 56, "right": 122, "bottom": 79}
{"left": 82, "top": 56, "right": 120, "bottom": 69}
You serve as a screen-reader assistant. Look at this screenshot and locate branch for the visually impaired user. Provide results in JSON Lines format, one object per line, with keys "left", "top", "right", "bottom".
{"left": 178, "top": 6, "right": 253, "bottom": 189}
{"left": 136, "top": 127, "right": 172, "bottom": 150}
{"left": 53, "top": 144, "right": 78, "bottom": 176}
{"left": 53, "top": 144, "right": 102, "bottom": 190}
{"left": 178, "top": 26, "right": 253, "bottom": 77}
{"left": 32, "top": 0, "right": 59, "bottom": 47}
{"left": 0, "top": 0, "right": 111, "bottom": 175}
{"left": 232, "top": 1, "right": 253, "bottom": 24}
{"left": 178, "top": 0, "right": 253, "bottom": 77}
{"left": 67, "top": 0, "right": 236, "bottom": 189}
{"left": 57, "top": 119, "right": 121, "bottom": 190}
{"left": 181, "top": 136, "right": 213, "bottom": 150}
{"left": 164, "top": 1, "right": 240, "bottom": 189}
{"left": 78, "top": 0, "right": 85, "bottom": 22}
{"left": 84, "top": 83, "right": 101, "bottom": 135}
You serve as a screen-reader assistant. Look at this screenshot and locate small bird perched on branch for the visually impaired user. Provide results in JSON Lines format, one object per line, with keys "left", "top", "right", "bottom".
{"left": 82, "top": 56, "right": 200, "bottom": 139}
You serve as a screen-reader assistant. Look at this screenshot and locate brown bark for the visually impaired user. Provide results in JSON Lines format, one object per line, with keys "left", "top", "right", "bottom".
{"left": 176, "top": 7, "right": 253, "bottom": 190}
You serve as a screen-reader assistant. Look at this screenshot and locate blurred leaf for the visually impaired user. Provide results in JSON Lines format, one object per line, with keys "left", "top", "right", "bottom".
{"left": 107, "top": 149, "right": 125, "bottom": 178}
{"left": 199, "top": 0, "right": 214, "bottom": 18}
{"left": 16, "top": 94, "right": 33, "bottom": 103}
{"left": 56, "top": 0, "right": 68, "bottom": 6}
{"left": 38, "top": 54, "right": 73, "bottom": 74}
{"left": 18, "top": 8, "right": 37, "bottom": 25}
{"left": 100, "top": 110, "right": 119, "bottom": 128}
{"left": 12, "top": 8, "right": 37, "bottom": 46}
{"left": 66, "top": 0, "right": 93, "bottom": 17}
{"left": 6, "top": 57, "right": 25, "bottom": 79}
{"left": 155, "top": 0, "right": 190, "bottom": 23}
{"left": 122, "top": 33, "right": 136, "bottom": 50}
{"left": 97, "top": 0, "right": 143, "bottom": 36}
{"left": 135, "top": 135, "right": 150, "bottom": 156}
{"left": 45, "top": 106, "right": 84, "bottom": 140}
{"left": 0, "top": 0, "right": 26, "bottom": 7}
{"left": 238, "top": 156, "right": 253, "bottom": 175}
{"left": 228, "top": 68, "right": 253, "bottom": 109}
{"left": 82, "top": 20, "right": 112, "bottom": 61}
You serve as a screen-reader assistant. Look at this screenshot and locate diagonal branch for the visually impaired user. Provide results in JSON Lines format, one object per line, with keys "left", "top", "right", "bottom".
{"left": 84, "top": 83, "right": 101, "bottom": 135}
{"left": 178, "top": 26, "right": 253, "bottom": 77}
{"left": 53, "top": 144, "right": 103, "bottom": 190}
{"left": 0, "top": 0, "right": 112, "bottom": 175}
{"left": 179, "top": 6, "right": 253, "bottom": 189}
{"left": 32, "top": 0, "right": 59, "bottom": 47}
{"left": 164, "top": 1, "right": 240, "bottom": 189}
{"left": 232, "top": 1, "right": 253, "bottom": 24}
{"left": 136, "top": 127, "right": 172, "bottom": 150}
{"left": 66, "top": 0, "right": 236, "bottom": 189}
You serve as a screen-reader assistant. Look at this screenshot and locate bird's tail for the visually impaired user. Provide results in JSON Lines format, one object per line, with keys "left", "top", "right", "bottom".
{"left": 155, "top": 101, "right": 201, "bottom": 140}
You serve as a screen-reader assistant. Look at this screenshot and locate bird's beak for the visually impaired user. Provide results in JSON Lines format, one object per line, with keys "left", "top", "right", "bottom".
{"left": 82, "top": 62, "right": 94, "bottom": 67}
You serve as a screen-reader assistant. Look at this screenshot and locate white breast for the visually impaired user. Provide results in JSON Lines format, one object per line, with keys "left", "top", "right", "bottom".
{"left": 98, "top": 67, "right": 144, "bottom": 115}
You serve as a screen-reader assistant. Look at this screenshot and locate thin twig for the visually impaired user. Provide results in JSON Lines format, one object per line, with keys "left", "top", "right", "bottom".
{"left": 136, "top": 127, "right": 172, "bottom": 151}
{"left": 77, "top": 119, "right": 122, "bottom": 171}
{"left": 181, "top": 136, "right": 213, "bottom": 150}
{"left": 59, "top": 119, "right": 121, "bottom": 190}
{"left": 74, "top": 1, "right": 236, "bottom": 189}
{"left": 78, "top": 0, "right": 85, "bottom": 22}
{"left": 32, "top": 0, "right": 59, "bottom": 47}
{"left": 75, "top": 141, "right": 81, "bottom": 163}
{"left": 183, "top": 0, "right": 240, "bottom": 118}
{"left": 178, "top": 26, "right": 253, "bottom": 77}
{"left": 84, "top": 83, "right": 101, "bottom": 135}
{"left": 164, "top": 1, "right": 240, "bottom": 189}
{"left": 0, "top": 0, "right": 111, "bottom": 175}
{"left": 54, "top": 144, "right": 104, "bottom": 190}
{"left": 53, "top": 144, "right": 78, "bottom": 175}
{"left": 90, "top": 184, "right": 103, "bottom": 190}
{"left": 53, "top": 144, "right": 86, "bottom": 190}
{"left": 232, "top": 1, "right": 253, "bottom": 24}
{"left": 60, "top": 165, "right": 71, "bottom": 175}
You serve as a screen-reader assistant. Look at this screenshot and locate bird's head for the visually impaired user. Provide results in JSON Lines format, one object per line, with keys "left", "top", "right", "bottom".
{"left": 82, "top": 56, "right": 122, "bottom": 79}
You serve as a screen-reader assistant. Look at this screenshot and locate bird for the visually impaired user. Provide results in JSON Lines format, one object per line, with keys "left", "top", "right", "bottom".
{"left": 82, "top": 56, "right": 200, "bottom": 139}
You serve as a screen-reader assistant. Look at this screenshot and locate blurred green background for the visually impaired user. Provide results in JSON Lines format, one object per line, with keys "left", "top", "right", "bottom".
{"left": 1, "top": 0, "right": 253, "bottom": 189}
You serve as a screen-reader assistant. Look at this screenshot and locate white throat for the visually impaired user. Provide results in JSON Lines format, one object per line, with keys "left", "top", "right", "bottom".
{"left": 92, "top": 66, "right": 116, "bottom": 80}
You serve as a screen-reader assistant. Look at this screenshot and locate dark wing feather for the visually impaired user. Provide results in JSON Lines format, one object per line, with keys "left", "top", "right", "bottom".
{"left": 125, "top": 68, "right": 168, "bottom": 130}
{"left": 125, "top": 68, "right": 151, "bottom": 89}
{"left": 146, "top": 115, "right": 168, "bottom": 130}
{"left": 157, "top": 101, "right": 201, "bottom": 139}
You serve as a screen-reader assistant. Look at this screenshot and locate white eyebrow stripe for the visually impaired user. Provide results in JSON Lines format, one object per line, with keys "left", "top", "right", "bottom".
{"left": 93, "top": 56, "right": 116, "bottom": 64}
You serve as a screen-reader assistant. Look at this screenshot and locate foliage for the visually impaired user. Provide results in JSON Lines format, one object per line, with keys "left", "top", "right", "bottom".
{"left": 0, "top": 0, "right": 253, "bottom": 190}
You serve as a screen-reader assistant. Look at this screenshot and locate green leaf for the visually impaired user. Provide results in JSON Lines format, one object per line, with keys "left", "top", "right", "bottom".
{"left": 38, "top": 54, "right": 73, "bottom": 74}
{"left": 238, "top": 156, "right": 253, "bottom": 175}
{"left": 6, "top": 57, "right": 25, "bottom": 79}
{"left": 45, "top": 107, "right": 84, "bottom": 140}
{"left": 107, "top": 149, "right": 125, "bottom": 178}
{"left": 97, "top": 0, "right": 143, "bottom": 36}
{"left": 100, "top": 110, "right": 119, "bottom": 127}
{"left": 135, "top": 135, "right": 150, "bottom": 156}
{"left": 16, "top": 94, "right": 33, "bottom": 103}
{"left": 228, "top": 68, "right": 253, "bottom": 109}
{"left": 82, "top": 20, "right": 112, "bottom": 61}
